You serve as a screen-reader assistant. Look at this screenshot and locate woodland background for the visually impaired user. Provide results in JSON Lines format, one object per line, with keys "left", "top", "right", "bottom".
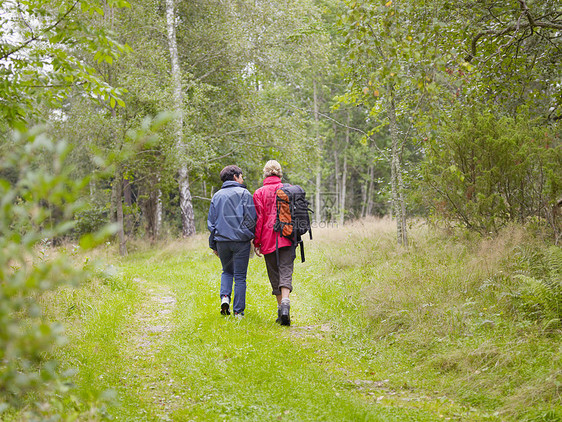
{"left": 2, "top": 0, "right": 561, "bottom": 249}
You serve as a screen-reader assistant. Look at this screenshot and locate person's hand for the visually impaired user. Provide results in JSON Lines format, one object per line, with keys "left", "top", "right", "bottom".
{"left": 212, "top": 249, "right": 218, "bottom": 257}
{"left": 254, "top": 246, "right": 262, "bottom": 258}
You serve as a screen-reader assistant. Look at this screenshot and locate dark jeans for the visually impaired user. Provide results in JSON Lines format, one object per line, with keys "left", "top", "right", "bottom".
{"left": 216, "top": 241, "right": 252, "bottom": 314}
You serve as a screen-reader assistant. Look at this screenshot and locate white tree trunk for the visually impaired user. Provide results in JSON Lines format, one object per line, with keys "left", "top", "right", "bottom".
{"left": 339, "top": 111, "right": 349, "bottom": 226}
{"left": 156, "top": 182, "right": 162, "bottom": 238}
{"left": 366, "top": 164, "right": 375, "bottom": 216}
{"left": 178, "top": 166, "right": 195, "bottom": 236}
{"left": 340, "top": 154, "right": 347, "bottom": 225}
{"left": 387, "top": 86, "right": 408, "bottom": 247}
{"left": 166, "top": 0, "right": 196, "bottom": 237}
{"left": 112, "top": 166, "right": 128, "bottom": 256}
{"left": 313, "top": 79, "right": 322, "bottom": 223}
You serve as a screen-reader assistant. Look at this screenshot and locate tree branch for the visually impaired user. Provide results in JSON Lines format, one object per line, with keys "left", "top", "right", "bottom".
{"left": 518, "top": 0, "right": 535, "bottom": 27}
{"left": 279, "top": 100, "right": 391, "bottom": 160}
{"left": 1, "top": 0, "right": 80, "bottom": 61}
{"left": 16, "top": 1, "right": 36, "bottom": 40}
{"left": 465, "top": 9, "right": 562, "bottom": 62}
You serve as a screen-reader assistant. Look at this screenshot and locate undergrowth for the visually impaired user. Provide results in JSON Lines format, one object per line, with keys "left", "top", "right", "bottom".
{"left": 7, "top": 219, "right": 561, "bottom": 421}
{"left": 304, "top": 219, "right": 562, "bottom": 421}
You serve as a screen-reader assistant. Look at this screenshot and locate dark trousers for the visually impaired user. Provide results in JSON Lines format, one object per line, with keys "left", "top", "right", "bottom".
{"left": 216, "top": 241, "right": 251, "bottom": 314}
{"left": 264, "top": 246, "right": 295, "bottom": 295}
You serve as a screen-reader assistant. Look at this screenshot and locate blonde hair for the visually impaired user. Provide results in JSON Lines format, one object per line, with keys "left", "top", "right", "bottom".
{"left": 263, "top": 160, "right": 283, "bottom": 178}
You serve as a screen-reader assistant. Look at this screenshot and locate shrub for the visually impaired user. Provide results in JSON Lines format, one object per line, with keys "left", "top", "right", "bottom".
{"left": 0, "top": 129, "right": 110, "bottom": 418}
{"left": 421, "top": 107, "right": 562, "bottom": 235}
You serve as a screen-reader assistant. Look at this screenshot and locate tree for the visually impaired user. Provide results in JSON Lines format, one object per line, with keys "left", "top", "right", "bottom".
{"left": 445, "top": 0, "right": 562, "bottom": 120}
{"left": 338, "top": 0, "right": 451, "bottom": 245}
{"left": 0, "top": 0, "right": 132, "bottom": 415}
{"left": 420, "top": 107, "right": 562, "bottom": 235}
{"left": 166, "top": 0, "right": 195, "bottom": 237}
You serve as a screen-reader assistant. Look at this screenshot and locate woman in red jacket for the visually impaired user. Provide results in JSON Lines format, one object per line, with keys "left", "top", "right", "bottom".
{"left": 253, "top": 160, "right": 295, "bottom": 326}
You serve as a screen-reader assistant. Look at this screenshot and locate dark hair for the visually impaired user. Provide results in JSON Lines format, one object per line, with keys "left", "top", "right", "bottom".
{"left": 220, "top": 165, "right": 243, "bottom": 182}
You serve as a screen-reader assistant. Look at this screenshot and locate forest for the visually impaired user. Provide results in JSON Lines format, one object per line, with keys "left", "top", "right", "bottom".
{"left": 1, "top": 0, "right": 561, "bottom": 420}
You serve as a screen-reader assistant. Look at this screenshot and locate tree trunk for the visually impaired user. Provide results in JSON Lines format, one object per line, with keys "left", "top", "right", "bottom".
{"left": 142, "top": 176, "right": 161, "bottom": 241}
{"left": 166, "top": 0, "right": 196, "bottom": 237}
{"left": 387, "top": 86, "right": 408, "bottom": 247}
{"left": 313, "top": 78, "right": 322, "bottom": 223}
{"left": 339, "top": 111, "right": 349, "bottom": 226}
{"left": 333, "top": 127, "right": 340, "bottom": 223}
{"left": 333, "top": 127, "right": 339, "bottom": 218}
{"left": 178, "top": 166, "right": 196, "bottom": 236}
{"left": 361, "top": 182, "right": 367, "bottom": 218}
{"left": 112, "top": 167, "right": 128, "bottom": 256}
{"left": 123, "top": 177, "right": 133, "bottom": 235}
{"left": 366, "top": 164, "right": 375, "bottom": 216}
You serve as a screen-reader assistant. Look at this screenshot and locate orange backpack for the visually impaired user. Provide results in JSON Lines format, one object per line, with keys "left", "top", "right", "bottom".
{"left": 273, "top": 184, "right": 313, "bottom": 262}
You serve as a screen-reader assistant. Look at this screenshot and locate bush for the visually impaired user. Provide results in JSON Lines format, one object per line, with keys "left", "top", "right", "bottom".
{"left": 421, "top": 107, "right": 562, "bottom": 235}
{"left": 0, "top": 129, "right": 110, "bottom": 418}
{"left": 74, "top": 205, "right": 110, "bottom": 237}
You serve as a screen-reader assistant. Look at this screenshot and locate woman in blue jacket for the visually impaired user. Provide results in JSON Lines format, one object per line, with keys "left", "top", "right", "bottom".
{"left": 207, "top": 165, "right": 256, "bottom": 317}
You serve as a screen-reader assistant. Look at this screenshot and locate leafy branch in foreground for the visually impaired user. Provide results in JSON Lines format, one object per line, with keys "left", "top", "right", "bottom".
{"left": 0, "top": 0, "right": 131, "bottom": 130}
{"left": 0, "top": 129, "right": 114, "bottom": 418}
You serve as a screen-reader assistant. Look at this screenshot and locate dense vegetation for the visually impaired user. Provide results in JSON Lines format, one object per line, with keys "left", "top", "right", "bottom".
{"left": 0, "top": 0, "right": 561, "bottom": 419}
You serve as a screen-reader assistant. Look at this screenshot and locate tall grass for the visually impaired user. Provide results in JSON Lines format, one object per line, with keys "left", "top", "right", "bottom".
{"left": 304, "top": 219, "right": 562, "bottom": 420}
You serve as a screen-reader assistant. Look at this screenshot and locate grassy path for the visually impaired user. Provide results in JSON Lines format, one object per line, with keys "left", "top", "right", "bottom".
{"left": 31, "top": 223, "right": 561, "bottom": 421}
{"left": 121, "top": 276, "right": 179, "bottom": 419}
{"left": 97, "top": 237, "right": 454, "bottom": 422}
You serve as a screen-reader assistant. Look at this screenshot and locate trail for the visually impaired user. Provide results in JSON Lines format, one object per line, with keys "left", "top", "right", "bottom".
{"left": 121, "top": 276, "right": 181, "bottom": 421}
{"left": 113, "top": 244, "right": 461, "bottom": 421}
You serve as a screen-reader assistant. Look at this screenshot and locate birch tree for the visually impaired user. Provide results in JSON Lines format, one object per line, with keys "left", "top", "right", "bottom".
{"left": 166, "top": 0, "right": 195, "bottom": 236}
{"left": 338, "top": 0, "right": 455, "bottom": 245}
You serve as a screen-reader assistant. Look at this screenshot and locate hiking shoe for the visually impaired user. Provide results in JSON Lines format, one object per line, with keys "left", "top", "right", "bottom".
{"left": 234, "top": 312, "right": 244, "bottom": 320}
{"left": 220, "top": 295, "right": 230, "bottom": 315}
{"left": 275, "top": 308, "right": 282, "bottom": 324}
{"left": 280, "top": 301, "right": 290, "bottom": 326}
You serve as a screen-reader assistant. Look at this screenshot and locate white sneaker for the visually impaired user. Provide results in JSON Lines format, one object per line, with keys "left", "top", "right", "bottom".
{"left": 220, "top": 295, "right": 230, "bottom": 315}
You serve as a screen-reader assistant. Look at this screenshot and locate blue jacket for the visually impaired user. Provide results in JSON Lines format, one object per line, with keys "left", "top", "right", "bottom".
{"left": 207, "top": 181, "right": 257, "bottom": 250}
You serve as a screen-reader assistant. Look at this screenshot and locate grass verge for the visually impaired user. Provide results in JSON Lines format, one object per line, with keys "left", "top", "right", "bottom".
{"left": 11, "top": 219, "right": 561, "bottom": 421}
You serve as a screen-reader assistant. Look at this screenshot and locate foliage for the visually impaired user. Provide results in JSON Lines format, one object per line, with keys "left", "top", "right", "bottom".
{"left": 458, "top": 0, "right": 562, "bottom": 120}
{"left": 336, "top": 0, "right": 463, "bottom": 243}
{"left": 421, "top": 107, "right": 562, "bottom": 234}
{"left": 338, "top": 0, "right": 449, "bottom": 109}
{"left": 0, "top": 0, "right": 130, "bottom": 130}
{"left": 511, "top": 246, "right": 562, "bottom": 328}
{"left": 0, "top": 130, "right": 113, "bottom": 417}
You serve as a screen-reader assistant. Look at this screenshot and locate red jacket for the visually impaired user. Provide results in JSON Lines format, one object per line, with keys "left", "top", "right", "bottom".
{"left": 253, "top": 176, "right": 292, "bottom": 255}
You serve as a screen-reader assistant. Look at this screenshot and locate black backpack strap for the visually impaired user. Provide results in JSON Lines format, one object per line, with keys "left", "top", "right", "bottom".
{"left": 300, "top": 241, "right": 305, "bottom": 263}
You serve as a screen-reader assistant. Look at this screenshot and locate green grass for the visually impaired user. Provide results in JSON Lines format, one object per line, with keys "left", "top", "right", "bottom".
{"left": 113, "top": 241, "right": 440, "bottom": 421}
{"left": 14, "top": 220, "right": 562, "bottom": 421}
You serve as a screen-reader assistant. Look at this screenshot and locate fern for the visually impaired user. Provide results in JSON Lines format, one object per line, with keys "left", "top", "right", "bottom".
{"left": 514, "top": 246, "right": 562, "bottom": 327}
{"left": 547, "top": 246, "right": 562, "bottom": 282}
